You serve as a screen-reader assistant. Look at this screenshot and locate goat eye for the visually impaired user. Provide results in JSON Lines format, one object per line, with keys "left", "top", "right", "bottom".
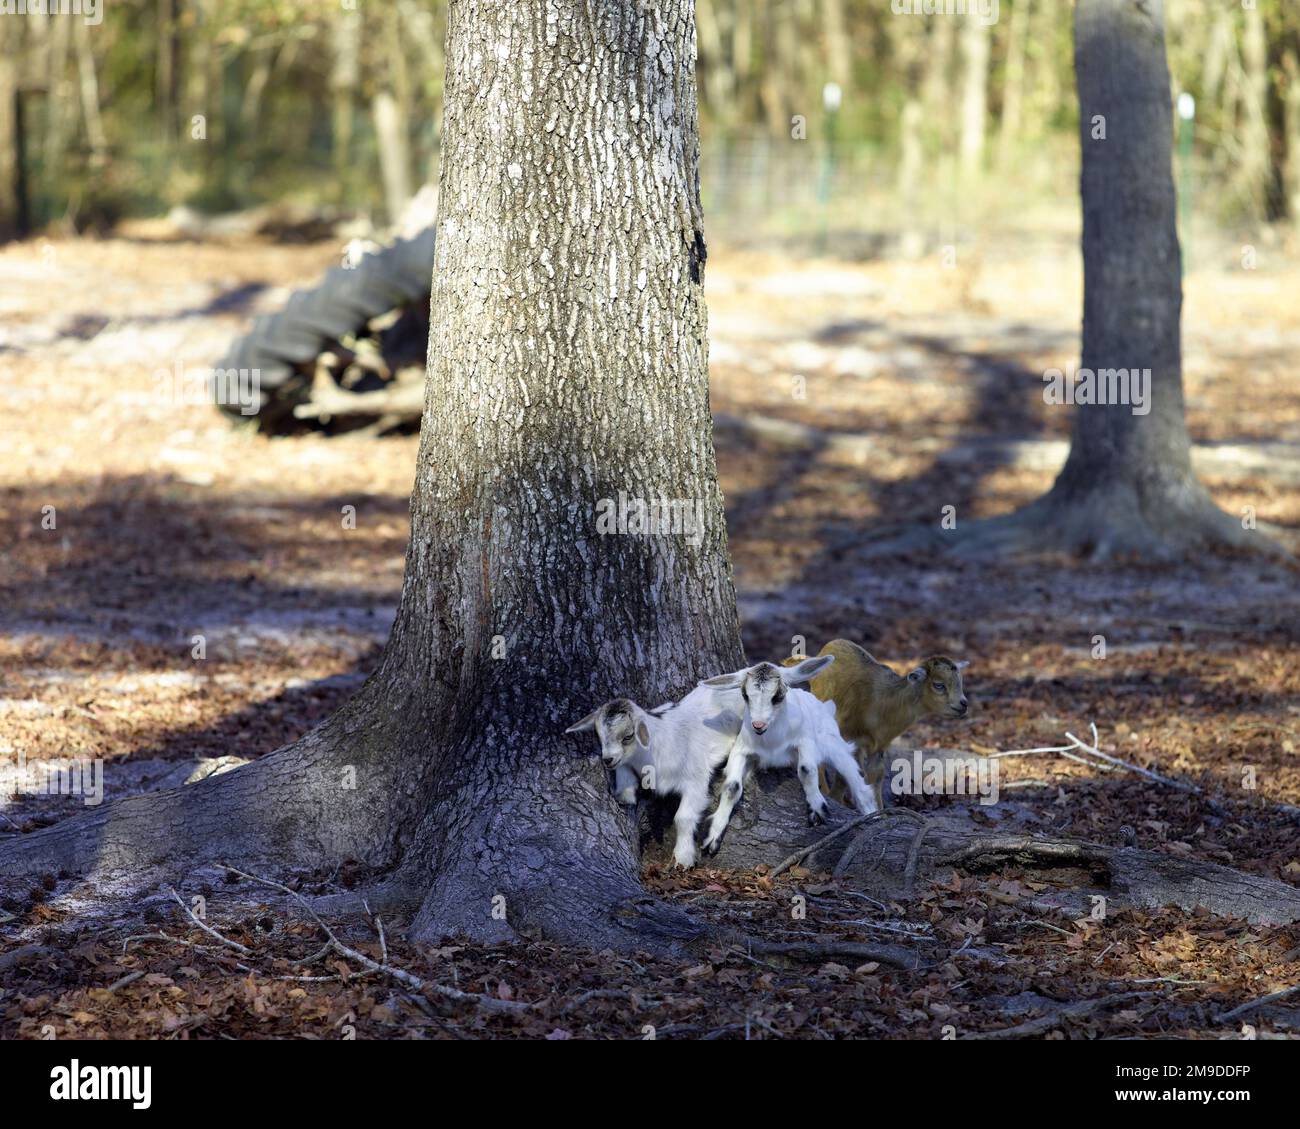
{"left": 773, "top": 691, "right": 785, "bottom": 704}
{"left": 622, "top": 735, "right": 634, "bottom": 745}
{"left": 932, "top": 682, "right": 945, "bottom": 693}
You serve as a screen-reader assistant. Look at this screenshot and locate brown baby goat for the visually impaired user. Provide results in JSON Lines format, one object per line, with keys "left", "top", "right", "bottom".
{"left": 785, "top": 639, "right": 969, "bottom": 809}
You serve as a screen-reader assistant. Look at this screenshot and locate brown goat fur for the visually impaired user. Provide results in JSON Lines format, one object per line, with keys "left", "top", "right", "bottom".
{"left": 784, "top": 639, "right": 969, "bottom": 808}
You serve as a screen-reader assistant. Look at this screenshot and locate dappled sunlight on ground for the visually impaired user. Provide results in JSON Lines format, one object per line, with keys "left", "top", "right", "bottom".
{"left": 1, "top": 235, "right": 1297, "bottom": 1037}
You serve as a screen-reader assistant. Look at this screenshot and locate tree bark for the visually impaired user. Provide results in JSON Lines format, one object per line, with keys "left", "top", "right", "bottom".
{"left": 693, "top": 785, "right": 1300, "bottom": 927}
{"left": 387, "top": 0, "right": 743, "bottom": 947}
{"left": 925, "top": 0, "right": 1270, "bottom": 560}
{"left": 0, "top": 0, "right": 742, "bottom": 956}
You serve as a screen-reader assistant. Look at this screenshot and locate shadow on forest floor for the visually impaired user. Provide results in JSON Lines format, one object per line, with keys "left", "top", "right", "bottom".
{"left": 2, "top": 238, "right": 1299, "bottom": 1038}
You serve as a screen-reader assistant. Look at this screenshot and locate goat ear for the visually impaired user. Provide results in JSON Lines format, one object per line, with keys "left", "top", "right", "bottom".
{"left": 701, "top": 670, "right": 746, "bottom": 689}
{"left": 781, "top": 654, "right": 834, "bottom": 685}
{"left": 954, "top": 660, "right": 970, "bottom": 670}
{"left": 635, "top": 720, "right": 651, "bottom": 747}
{"left": 907, "top": 666, "right": 926, "bottom": 683}
{"left": 564, "top": 707, "right": 602, "bottom": 734}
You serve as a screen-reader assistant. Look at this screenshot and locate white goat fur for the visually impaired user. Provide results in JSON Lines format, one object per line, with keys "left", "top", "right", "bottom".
{"left": 565, "top": 685, "right": 744, "bottom": 868}
{"left": 700, "top": 658, "right": 878, "bottom": 856}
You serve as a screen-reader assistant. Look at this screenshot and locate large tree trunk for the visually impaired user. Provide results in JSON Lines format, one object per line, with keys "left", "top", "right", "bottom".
{"left": 383, "top": 0, "right": 743, "bottom": 947}
{"left": 0, "top": 0, "right": 741, "bottom": 955}
{"left": 936, "top": 0, "right": 1265, "bottom": 560}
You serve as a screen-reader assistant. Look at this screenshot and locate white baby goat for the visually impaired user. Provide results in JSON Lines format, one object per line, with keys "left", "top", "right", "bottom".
{"left": 565, "top": 684, "right": 744, "bottom": 868}
{"left": 699, "top": 657, "right": 878, "bottom": 857}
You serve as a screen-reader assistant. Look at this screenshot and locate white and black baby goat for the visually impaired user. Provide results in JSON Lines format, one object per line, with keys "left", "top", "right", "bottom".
{"left": 565, "top": 684, "right": 744, "bottom": 868}
{"left": 699, "top": 656, "right": 878, "bottom": 857}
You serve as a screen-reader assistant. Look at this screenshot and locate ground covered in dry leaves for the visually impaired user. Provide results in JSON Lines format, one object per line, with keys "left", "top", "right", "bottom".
{"left": 1, "top": 231, "right": 1297, "bottom": 1039}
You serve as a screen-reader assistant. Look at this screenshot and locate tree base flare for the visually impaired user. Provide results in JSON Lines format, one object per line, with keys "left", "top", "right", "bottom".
{"left": 867, "top": 477, "right": 1285, "bottom": 562}
{"left": 666, "top": 774, "right": 1300, "bottom": 927}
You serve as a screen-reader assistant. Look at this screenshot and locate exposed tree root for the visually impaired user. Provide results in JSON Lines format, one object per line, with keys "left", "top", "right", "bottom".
{"left": 6, "top": 713, "right": 1298, "bottom": 954}
{"left": 861, "top": 479, "right": 1288, "bottom": 562}
{"left": 402, "top": 752, "right": 707, "bottom": 955}
{"left": 684, "top": 774, "right": 1300, "bottom": 926}
{"left": 0, "top": 692, "right": 408, "bottom": 904}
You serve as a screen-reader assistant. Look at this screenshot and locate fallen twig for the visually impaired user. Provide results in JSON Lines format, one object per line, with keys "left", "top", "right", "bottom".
{"left": 937, "top": 835, "right": 1109, "bottom": 869}
{"left": 969, "top": 990, "right": 1159, "bottom": 1039}
{"left": 165, "top": 884, "right": 251, "bottom": 956}
{"left": 105, "top": 970, "right": 145, "bottom": 993}
{"left": 1214, "top": 982, "right": 1300, "bottom": 1024}
{"left": 1065, "top": 723, "right": 1201, "bottom": 796}
{"left": 122, "top": 931, "right": 339, "bottom": 982}
{"left": 901, "top": 816, "right": 932, "bottom": 897}
{"left": 739, "top": 937, "right": 923, "bottom": 971}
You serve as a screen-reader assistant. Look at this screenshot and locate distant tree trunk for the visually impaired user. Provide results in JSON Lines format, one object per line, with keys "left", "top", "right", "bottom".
{"left": 759, "top": 2, "right": 797, "bottom": 136}
{"left": 921, "top": 13, "right": 957, "bottom": 154}
{"left": 897, "top": 98, "right": 925, "bottom": 257}
{"left": 156, "top": 0, "right": 181, "bottom": 144}
{"left": 732, "top": 0, "right": 754, "bottom": 123}
{"left": 331, "top": 8, "right": 362, "bottom": 206}
{"left": 822, "top": 0, "right": 851, "bottom": 94}
{"left": 238, "top": 44, "right": 274, "bottom": 143}
{"left": 997, "top": 0, "right": 1030, "bottom": 172}
{"left": 372, "top": 89, "right": 412, "bottom": 224}
{"left": 74, "top": 18, "right": 108, "bottom": 170}
{"left": 1285, "top": 51, "right": 1300, "bottom": 222}
{"left": 397, "top": 0, "right": 445, "bottom": 180}
{"left": 959, "top": 14, "right": 990, "bottom": 177}
{"left": 948, "top": 0, "right": 1261, "bottom": 558}
{"left": 45, "top": 15, "right": 74, "bottom": 194}
{"left": 1026, "top": 0, "right": 1063, "bottom": 147}
{"left": 1237, "top": 2, "right": 1272, "bottom": 221}
{"left": 0, "top": 0, "right": 747, "bottom": 954}
{"left": 696, "top": 0, "right": 734, "bottom": 128}
{"left": 0, "top": 29, "right": 19, "bottom": 240}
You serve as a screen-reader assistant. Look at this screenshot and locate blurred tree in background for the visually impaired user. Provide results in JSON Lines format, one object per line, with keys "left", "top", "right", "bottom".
{"left": 0, "top": 0, "right": 1296, "bottom": 243}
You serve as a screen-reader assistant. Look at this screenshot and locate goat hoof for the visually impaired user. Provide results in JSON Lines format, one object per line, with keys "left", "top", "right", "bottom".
{"left": 807, "top": 807, "right": 827, "bottom": 826}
